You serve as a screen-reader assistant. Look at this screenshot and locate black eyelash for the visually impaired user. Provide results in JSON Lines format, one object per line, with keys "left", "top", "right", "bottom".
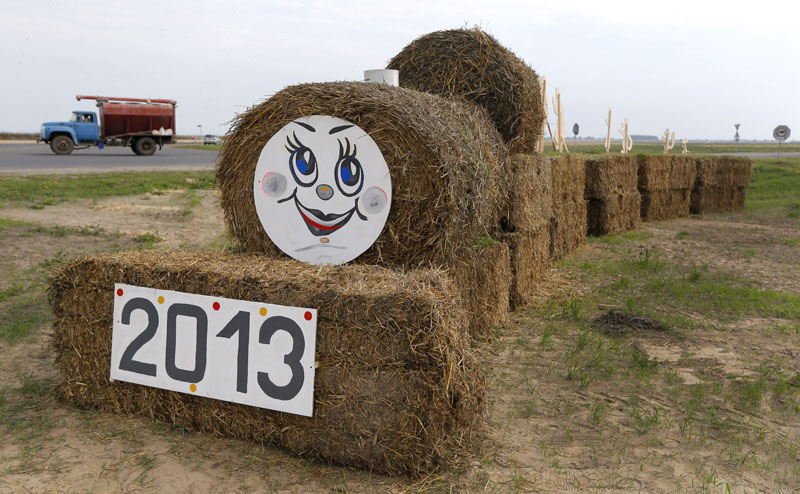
{"left": 285, "top": 132, "right": 304, "bottom": 153}
{"left": 337, "top": 137, "right": 358, "bottom": 160}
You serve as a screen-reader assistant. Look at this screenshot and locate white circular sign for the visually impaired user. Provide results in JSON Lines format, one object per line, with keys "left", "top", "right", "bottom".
{"left": 253, "top": 115, "right": 392, "bottom": 265}
{"left": 774, "top": 125, "right": 791, "bottom": 142}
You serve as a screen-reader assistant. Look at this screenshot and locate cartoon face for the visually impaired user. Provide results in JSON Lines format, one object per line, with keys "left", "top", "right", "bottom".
{"left": 253, "top": 115, "right": 392, "bottom": 265}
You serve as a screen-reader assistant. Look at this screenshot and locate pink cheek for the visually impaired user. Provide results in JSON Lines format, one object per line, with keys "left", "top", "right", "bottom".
{"left": 261, "top": 172, "right": 274, "bottom": 195}
{"left": 262, "top": 171, "right": 288, "bottom": 198}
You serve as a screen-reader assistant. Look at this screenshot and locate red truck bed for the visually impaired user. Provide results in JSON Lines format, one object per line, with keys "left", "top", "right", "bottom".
{"left": 101, "top": 102, "right": 176, "bottom": 139}
{"left": 76, "top": 95, "right": 177, "bottom": 140}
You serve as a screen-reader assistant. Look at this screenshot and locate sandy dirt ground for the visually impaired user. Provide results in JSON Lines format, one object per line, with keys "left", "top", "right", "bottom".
{"left": 1, "top": 189, "right": 799, "bottom": 493}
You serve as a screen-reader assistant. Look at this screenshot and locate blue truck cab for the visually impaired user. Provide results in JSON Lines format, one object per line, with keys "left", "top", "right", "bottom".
{"left": 39, "top": 111, "right": 101, "bottom": 155}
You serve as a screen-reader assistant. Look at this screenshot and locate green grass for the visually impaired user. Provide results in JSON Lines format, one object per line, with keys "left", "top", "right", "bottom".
{"left": 745, "top": 158, "right": 800, "bottom": 219}
{"left": 0, "top": 218, "right": 29, "bottom": 231}
{"left": 590, "top": 231, "right": 654, "bottom": 245}
{"left": 22, "top": 224, "right": 106, "bottom": 237}
{"left": 0, "top": 284, "right": 23, "bottom": 302}
{"left": 0, "top": 297, "right": 49, "bottom": 343}
{"left": 568, "top": 250, "right": 800, "bottom": 324}
{"left": 133, "top": 232, "right": 163, "bottom": 249}
{"left": 0, "top": 132, "right": 39, "bottom": 140}
{"left": 0, "top": 170, "right": 216, "bottom": 207}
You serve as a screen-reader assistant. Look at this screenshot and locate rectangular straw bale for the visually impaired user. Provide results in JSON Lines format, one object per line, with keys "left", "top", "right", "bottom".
{"left": 549, "top": 155, "right": 587, "bottom": 260}
{"left": 502, "top": 154, "right": 553, "bottom": 232}
{"left": 448, "top": 240, "right": 511, "bottom": 338}
{"left": 690, "top": 186, "right": 747, "bottom": 214}
{"left": 587, "top": 192, "right": 641, "bottom": 236}
{"left": 640, "top": 189, "right": 691, "bottom": 221}
{"left": 637, "top": 155, "right": 697, "bottom": 191}
{"left": 49, "top": 252, "right": 485, "bottom": 477}
{"left": 694, "top": 157, "right": 753, "bottom": 188}
{"left": 499, "top": 222, "right": 550, "bottom": 310}
{"left": 584, "top": 155, "right": 638, "bottom": 199}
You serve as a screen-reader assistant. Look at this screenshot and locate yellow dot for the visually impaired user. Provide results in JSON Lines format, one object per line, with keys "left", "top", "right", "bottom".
{"left": 190, "top": 384, "right": 197, "bottom": 392}
{"left": 157, "top": 296, "right": 165, "bottom": 304}
{"left": 259, "top": 307, "right": 267, "bottom": 316}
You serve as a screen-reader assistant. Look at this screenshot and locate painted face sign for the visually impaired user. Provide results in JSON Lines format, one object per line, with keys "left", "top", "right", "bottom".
{"left": 253, "top": 115, "right": 392, "bottom": 265}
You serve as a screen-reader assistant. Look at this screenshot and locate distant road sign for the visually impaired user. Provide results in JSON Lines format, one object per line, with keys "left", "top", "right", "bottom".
{"left": 572, "top": 123, "right": 579, "bottom": 136}
{"left": 774, "top": 125, "right": 791, "bottom": 142}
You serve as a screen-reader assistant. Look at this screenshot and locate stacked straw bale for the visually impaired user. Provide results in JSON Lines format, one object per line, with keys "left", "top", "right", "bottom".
{"left": 500, "top": 154, "right": 552, "bottom": 309}
{"left": 49, "top": 252, "right": 485, "bottom": 477}
{"left": 387, "top": 28, "right": 544, "bottom": 153}
{"left": 637, "top": 155, "right": 697, "bottom": 221}
{"left": 584, "top": 155, "right": 641, "bottom": 236}
{"left": 549, "top": 155, "right": 587, "bottom": 260}
{"left": 450, "top": 241, "right": 511, "bottom": 335}
{"left": 217, "top": 81, "right": 511, "bottom": 338}
{"left": 217, "top": 81, "right": 507, "bottom": 268}
{"left": 691, "top": 157, "right": 752, "bottom": 214}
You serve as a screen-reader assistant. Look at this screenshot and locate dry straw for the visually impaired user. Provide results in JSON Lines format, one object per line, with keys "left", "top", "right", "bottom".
{"left": 691, "top": 186, "right": 748, "bottom": 214}
{"left": 387, "top": 28, "right": 544, "bottom": 153}
{"left": 217, "top": 81, "right": 508, "bottom": 269}
{"left": 584, "top": 155, "right": 640, "bottom": 236}
{"left": 694, "top": 157, "right": 753, "bottom": 188}
{"left": 499, "top": 223, "right": 550, "bottom": 309}
{"left": 637, "top": 155, "right": 696, "bottom": 191}
{"left": 49, "top": 252, "right": 486, "bottom": 477}
{"left": 637, "top": 155, "right": 696, "bottom": 221}
{"left": 449, "top": 241, "right": 511, "bottom": 338}
{"left": 502, "top": 154, "right": 553, "bottom": 233}
{"left": 587, "top": 193, "right": 641, "bottom": 236}
{"left": 691, "top": 157, "right": 752, "bottom": 213}
{"left": 549, "top": 155, "right": 587, "bottom": 260}
{"left": 640, "top": 189, "right": 692, "bottom": 221}
{"left": 584, "top": 155, "right": 639, "bottom": 199}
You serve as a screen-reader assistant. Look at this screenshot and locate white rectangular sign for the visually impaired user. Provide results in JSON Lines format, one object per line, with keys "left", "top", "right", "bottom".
{"left": 110, "top": 284, "right": 317, "bottom": 417}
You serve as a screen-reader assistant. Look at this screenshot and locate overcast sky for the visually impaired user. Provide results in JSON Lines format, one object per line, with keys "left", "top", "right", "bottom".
{"left": 2, "top": 0, "right": 798, "bottom": 140}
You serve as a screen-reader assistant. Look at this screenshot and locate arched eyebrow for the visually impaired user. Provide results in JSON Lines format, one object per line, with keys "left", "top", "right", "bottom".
{"left": 329, "top": 124, "right": 354, "bottom": 135}
{"left": 293, "top": 121, "right": 316, "bottom": 132}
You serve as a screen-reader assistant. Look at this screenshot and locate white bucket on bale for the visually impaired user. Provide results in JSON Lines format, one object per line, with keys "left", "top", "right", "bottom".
{"left": 364, "top": 69, "right": 399, "bottom": 86}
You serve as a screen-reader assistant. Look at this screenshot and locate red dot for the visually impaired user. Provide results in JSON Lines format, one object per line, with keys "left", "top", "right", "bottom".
{"left": 304, "top": 311, "right": 312, "bottom": 321}
{"left": 213, "top": 302, "right": 220, "bottom": 311}
{"left": 116, "top": 288, "right": 123, "bottom": 296}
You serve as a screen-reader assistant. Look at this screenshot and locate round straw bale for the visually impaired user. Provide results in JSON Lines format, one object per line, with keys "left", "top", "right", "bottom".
{"left": 217, "top": 81, "right": 508, "bottom": 267}
{"left": 387, "top": 28, "right": 544, "bottom": 153}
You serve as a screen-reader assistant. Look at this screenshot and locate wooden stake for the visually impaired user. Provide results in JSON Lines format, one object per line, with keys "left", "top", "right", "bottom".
{"left": 604, "top": 108, "right": 612, "bottom": 153}
{"left": 661, "top": 128, "right": 676, "bottom": 155}
{"left": 538, "top": 78, "right": 547, "bottom": 153}
{"left": 618, "top": 118, "right": 632, "bottom": 154}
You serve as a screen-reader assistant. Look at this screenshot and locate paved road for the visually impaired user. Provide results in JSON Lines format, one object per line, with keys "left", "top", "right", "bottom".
{"left": 0, "top": 142, "right": 217, "bottom": 174}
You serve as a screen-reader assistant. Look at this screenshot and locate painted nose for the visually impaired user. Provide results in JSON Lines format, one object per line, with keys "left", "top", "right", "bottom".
{"left": 316, "top": 184, "right": 334, "bottom": 200}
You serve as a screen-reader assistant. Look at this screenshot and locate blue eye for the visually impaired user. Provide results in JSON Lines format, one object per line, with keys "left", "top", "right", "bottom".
{"left": 285, "top": 133, "right": 317, "bottom": 187}
{"left": 335, "top": 137, "right": 363, "bottom": 197}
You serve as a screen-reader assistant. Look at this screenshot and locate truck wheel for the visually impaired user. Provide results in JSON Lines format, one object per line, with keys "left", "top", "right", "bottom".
{"left": 50, "top": 135, "right": 74, "bottom": 155}
{"left": 134, "top": 137, "right": 157, "bottom": 156}
{"left": 131, "top": 141, "right": 142, "bottom": 155}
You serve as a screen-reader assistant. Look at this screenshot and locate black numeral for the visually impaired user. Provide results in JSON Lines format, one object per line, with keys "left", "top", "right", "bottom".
{"left": 216, "top": 311, "right": 250, "bottom": 393}
{"left": 118, "top": 296, "right": 309, "bottom": 402}
{"left": 257, "top": 316, "right": 305, "bottom": 401}
{"left": 165, "top": 303, "right": 208, "bottom": 383}
{"left": 119, "top": 297, "right": 158, "bottom": 376}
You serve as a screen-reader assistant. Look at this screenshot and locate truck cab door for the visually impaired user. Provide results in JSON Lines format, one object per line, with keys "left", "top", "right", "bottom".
{"left": 74, "top": 113, "right": 99, "bottom": 142}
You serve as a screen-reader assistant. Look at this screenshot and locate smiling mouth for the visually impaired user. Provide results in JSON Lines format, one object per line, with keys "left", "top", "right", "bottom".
{"left": 294, "top": 195, "right": 357, "bottom": 237}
